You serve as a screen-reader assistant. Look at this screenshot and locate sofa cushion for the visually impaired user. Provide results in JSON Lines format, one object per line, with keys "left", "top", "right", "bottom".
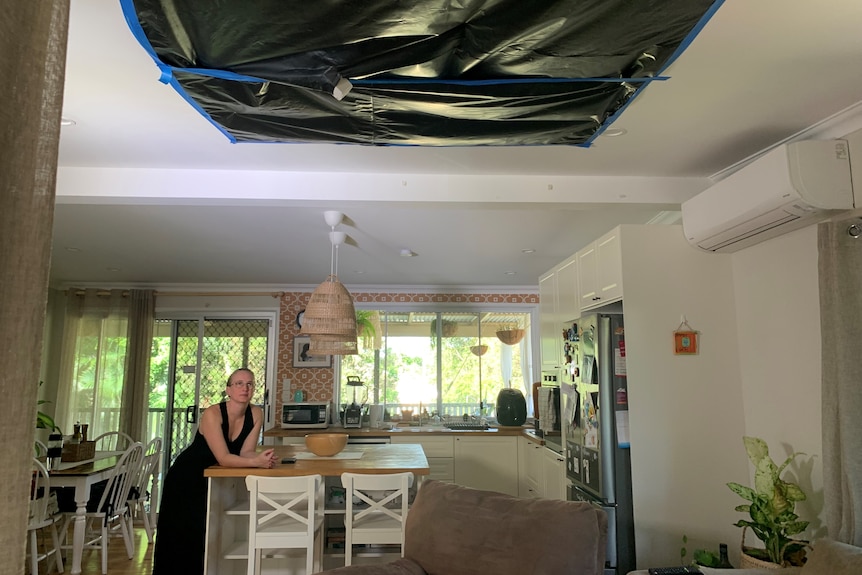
{"left": 404, "top": 480, "right": 607, "bottom": 575}
{"left": 314, "top": 558, "right": 426, "bottom": 575}
{"left": 801, "top": 538, "right": 862, "bottom": 575}
{"left": 699, "top": 568, "right": 803, "bottom": 575}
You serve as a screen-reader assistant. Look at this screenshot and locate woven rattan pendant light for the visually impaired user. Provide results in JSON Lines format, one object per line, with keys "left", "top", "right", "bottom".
{"left": 301, "top": 211, "right": 358, "bottom": 354}
{"left": 307, "top": 332, "right": 359, "bottom": 355}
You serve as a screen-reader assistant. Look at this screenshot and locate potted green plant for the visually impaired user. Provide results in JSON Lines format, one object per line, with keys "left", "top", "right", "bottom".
{"left": 681, "top": 536, "right": 734, "bottom": 569}
{"left": 727, "top": 436, "right": 809, "bottom": 567}
{"left": 355, "top": 310, "right": 379, "bottom": 349}
{"left": 36, "top": 381, "right": 60, "bottom": 433}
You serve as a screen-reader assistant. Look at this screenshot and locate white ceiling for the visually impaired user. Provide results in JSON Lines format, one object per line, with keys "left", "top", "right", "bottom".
{"left": 53, "top": 0, "right": 862, "bottom": 289}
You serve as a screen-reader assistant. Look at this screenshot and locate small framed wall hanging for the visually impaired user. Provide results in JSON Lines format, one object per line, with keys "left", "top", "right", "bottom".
{"left": 673, "top": 317, "right": 699, "bottom": 355}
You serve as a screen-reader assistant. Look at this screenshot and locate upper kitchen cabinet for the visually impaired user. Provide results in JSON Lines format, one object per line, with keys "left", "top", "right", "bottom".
{"left": 556, "top": 257, "right": 580, "bottom": 323}
{"left": 539, "top": 270, "right": 561, "bottom": 370}
{"left": 539, "top": 256, "right": 579, "bottom": 370}
{"left": 577, "top": 228, "right": 623, "bottom": 311}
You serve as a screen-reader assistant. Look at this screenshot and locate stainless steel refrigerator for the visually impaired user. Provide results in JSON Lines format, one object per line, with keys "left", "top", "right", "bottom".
{"left": 560, "top": 313, "right": 635, "bottom": 575}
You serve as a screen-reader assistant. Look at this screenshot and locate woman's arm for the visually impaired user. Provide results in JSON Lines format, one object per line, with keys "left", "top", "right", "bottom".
{"left": 199, "top": 404, "right": 275, "bottom": 468}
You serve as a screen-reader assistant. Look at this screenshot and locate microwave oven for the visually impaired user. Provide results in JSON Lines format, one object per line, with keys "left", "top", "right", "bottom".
{"left": 281, "top": 401, "right": 330, "bottom": 428}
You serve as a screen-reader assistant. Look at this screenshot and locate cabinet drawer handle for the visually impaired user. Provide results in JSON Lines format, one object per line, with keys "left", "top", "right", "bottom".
{"left": 592, "top": 296, "right": 601, "bottom": 301}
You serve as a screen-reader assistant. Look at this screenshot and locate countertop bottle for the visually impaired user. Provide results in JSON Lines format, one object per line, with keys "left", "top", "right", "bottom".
{"left": 47, "top": 433, "right": 64, "bottom": 470}
{"left": 718, "top": 543, "right": 734, "bottom": 568}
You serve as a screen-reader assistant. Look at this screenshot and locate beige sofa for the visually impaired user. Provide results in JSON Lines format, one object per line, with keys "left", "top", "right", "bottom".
{"left": 628, "top": 537, "right": 861, "bottom": 575}
{"left": 316, "top": 479, "right": 608, "bottom": 575}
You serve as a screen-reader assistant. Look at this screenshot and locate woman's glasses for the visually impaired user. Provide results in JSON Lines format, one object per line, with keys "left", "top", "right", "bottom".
{"left": 229, "top": 381, "right": 255, "bottom": 389}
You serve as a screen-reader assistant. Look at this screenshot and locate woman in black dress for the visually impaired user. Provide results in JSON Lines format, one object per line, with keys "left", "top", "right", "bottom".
{"left": 152, "top": 368, "right": 277, "bottom": 575}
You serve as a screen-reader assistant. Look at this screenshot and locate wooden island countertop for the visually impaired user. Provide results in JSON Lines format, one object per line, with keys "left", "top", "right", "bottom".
{"left": 203, "top": 443, "right": 429, "bottom": 478}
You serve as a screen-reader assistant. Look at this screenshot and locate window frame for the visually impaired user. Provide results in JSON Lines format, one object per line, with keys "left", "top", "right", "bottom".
{"left": 335, "top": 302, "right": 538, "bottom": 420}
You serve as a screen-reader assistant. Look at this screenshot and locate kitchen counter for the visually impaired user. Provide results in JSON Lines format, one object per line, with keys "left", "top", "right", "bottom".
{"left": 264, "top": 423, "right": 542, "bottom": 440}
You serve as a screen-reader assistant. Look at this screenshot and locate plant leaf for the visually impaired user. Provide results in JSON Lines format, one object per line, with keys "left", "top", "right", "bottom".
{"left": 728, "top": 482, "right": 756, "bottom": 501}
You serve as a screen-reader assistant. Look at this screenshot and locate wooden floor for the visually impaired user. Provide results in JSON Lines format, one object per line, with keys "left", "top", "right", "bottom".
{"left": 30, "top": 525, "right": 153, "bottom": 575}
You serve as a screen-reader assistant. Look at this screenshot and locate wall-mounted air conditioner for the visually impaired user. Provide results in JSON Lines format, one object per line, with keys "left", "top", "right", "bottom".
{"left": 682, "top": 140, "right": 854, "bottom": 253}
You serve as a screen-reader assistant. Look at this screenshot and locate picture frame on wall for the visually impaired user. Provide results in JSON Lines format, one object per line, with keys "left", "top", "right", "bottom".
{"left": 293, "top": 335, "right": 331, "bottom": 367}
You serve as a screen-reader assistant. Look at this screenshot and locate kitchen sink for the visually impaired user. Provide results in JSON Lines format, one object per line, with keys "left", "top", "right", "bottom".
{"left": 444, "top": 422, "right": 491, "bottom": 431}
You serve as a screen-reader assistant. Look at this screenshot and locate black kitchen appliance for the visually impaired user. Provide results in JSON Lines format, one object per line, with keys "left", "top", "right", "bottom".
{"left": 343, "top": 376, "right": 364, "bottom": 428}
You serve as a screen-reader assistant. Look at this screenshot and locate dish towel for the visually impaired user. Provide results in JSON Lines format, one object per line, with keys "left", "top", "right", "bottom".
{"left": 537, "top": 387, "right": 557, "bottom": 434}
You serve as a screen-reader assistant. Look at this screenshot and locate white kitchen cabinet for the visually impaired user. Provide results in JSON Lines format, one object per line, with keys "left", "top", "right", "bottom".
{"left": 454, "top": 436, "right": 519, "bottom": 496}
{"left": 556, "top": 256, "right": 580, "bottom": 323}
{"left": 541, "top": 447, "right": 567, "bottom": 500}
{"left": 518, "top": 436, "right": 544, "bottom": 498}
{"left": 596, "top": 228, "right": 623, "bottom": 303}
{"left": 578, "top": 228, "right": 623, "bottom": 311}
{"left": 539, "top": 256, "right": 579, "bottom": 371}
{"left": 539, "top": 270, "right": 561, "bottom": 370}
{"left": 391, "top": 435, "right": 454, "bottom": 483}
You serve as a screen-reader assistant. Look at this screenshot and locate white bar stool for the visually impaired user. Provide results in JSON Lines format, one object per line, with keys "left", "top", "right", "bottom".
{"left": 245, "top": 474, "right": 325, "bottom": 575}
{"left": 341, "top": 471, "right": 414, "bottom": 566}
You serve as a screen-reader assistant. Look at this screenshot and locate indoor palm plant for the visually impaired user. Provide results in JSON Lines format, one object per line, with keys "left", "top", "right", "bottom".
{"left": 35, "top": 380, "right": 59, "bottom": 433}
{"left": 727, "top": 436, "right": 809, "bottom": 567}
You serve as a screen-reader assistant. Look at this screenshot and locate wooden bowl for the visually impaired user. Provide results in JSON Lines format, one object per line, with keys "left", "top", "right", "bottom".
{"left": 305, "top": 433, "right": 348, "bottom": 456}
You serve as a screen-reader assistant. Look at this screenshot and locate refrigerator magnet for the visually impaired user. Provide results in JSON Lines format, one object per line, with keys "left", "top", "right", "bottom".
{"left": 673, "top": 318, "right": 698, "bottom": 355}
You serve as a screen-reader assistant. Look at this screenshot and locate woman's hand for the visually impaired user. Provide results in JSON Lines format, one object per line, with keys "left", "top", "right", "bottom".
{"left": 255, "top": 448, "right": 278, "bottom": 469}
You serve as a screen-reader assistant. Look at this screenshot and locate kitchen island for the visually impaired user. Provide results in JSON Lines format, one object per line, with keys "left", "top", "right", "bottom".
{"left": 265, "top": 424, "right": 557, "bottom": 497}
{"left": 203, "top": 443, "right": 429, "bottom": 575}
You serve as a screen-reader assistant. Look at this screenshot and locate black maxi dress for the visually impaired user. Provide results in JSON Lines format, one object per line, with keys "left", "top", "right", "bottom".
{"left": 152, "top": 402, "right": 254, "bottom": 575}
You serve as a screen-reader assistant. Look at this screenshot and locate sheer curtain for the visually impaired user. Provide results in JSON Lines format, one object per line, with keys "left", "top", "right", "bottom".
{"left": 818, "top": 219, "right": 862, "bottom": 545}
{"left": 0, "top": 2, "right": 70, "bottom": 570}
{"left": 123, "top": 289, "right": 155, "bottom": 439}
{"left": 55, "top": 289, "right": 154, "bottom": 440}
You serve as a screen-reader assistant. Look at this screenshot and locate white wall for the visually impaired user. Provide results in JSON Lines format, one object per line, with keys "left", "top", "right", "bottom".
{"left": 731, "top": 225, "right": 825, "bottom": 539}
{"left": 620, "top": 224, "right": 750, "bottom": 568}
{"left": 619, "top": 223, "right": 827, "bottom": 568}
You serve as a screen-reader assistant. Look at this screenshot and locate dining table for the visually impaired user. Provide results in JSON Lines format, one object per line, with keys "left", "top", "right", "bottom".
{"left": 49, "top": 451, "right": 122, "bottom": 575}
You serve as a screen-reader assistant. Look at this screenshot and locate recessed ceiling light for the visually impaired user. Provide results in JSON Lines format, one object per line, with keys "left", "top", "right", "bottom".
{"left": 61, "top": 117, "right": 76, "bottom": 127}
{"left": 354, "top": 270, "right": 366, "bottom": 274}
{"left": 504, "top": 271, "right": 517, "bottom": 276}
{"left": 521, "top": 248, "right": 535, "bottom": 254}
{"left": 601, "top": 128, "right": 627, "bottom": 137}
{"left": 65, "top": 246, "right": 81, "bottom": 252}
{"left": 400, "top": 249, "right": 417, "bottom": 257}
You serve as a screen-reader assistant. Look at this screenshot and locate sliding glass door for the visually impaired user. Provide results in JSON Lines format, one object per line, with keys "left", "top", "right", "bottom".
{"left": 150, "top": 317, "right": 274, "bottom": 466}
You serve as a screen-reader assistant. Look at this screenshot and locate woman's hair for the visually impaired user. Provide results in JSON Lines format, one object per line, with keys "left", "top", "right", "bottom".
{"left": 226, "top": 367, "right": 255, "bottom": 387}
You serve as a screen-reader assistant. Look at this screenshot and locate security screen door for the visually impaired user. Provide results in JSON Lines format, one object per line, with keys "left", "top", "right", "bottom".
{"left": 159, "top": 318, "right": 271, "bottom": 466}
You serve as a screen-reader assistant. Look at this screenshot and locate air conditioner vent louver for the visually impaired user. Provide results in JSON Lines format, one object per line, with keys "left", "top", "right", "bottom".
{"left": 682, "top": 140, "right": 854, "bottom": 253}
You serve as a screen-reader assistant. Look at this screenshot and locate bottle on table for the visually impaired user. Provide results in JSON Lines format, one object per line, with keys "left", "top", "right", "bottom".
{"left": 717, "top": 543, "right": 734, "bottom": 569}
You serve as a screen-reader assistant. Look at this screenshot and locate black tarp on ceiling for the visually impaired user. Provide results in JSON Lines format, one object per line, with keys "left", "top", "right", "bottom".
{"left": 121, "top": 0, "right": 723, "bottom": 146}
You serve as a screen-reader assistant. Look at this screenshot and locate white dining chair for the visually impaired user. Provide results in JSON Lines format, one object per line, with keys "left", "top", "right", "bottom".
{"left": 92, "top": 430, "right": 134, "bottom": 452}
{"left": 59, "top": 442, "right": 144, "bottom": 575}
{"left": 340, "top": 471, "right": 414, "bottom": 566}
{"left": 128, "top": 437, "right": 162, "bottom": 543}
{"left": 27, "top": 458, "right": 64, "bottom": 575}
{"left": 245, "top": 474, "right": 325, "bottom": 575}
